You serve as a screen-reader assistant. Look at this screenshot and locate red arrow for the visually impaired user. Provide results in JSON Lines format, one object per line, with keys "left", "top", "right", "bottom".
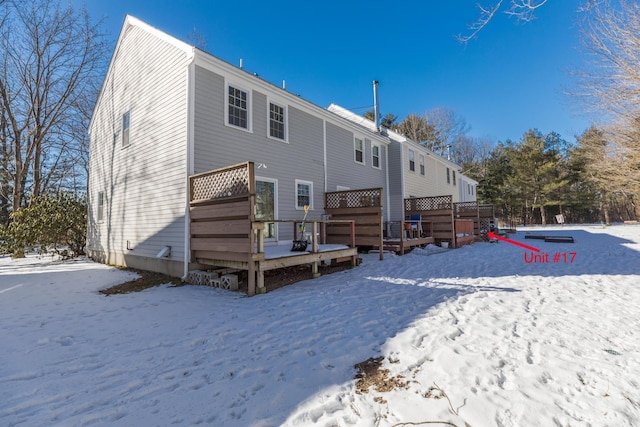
{"left": 488, "top": 231, "right": 540, "bottom": 253}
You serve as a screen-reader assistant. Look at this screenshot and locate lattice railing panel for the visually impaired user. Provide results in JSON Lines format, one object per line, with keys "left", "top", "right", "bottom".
{"left": 405, "top": 195, "right": 452, "bottom": 212}
{"left": 325, "top": 188, "right": 382, "bottom": 209}
{"left": 479, "top": 219, "right": 492, "bottom": 241}
{"left": 190, "top": 162, "right": 252, "bottom": 202}
{"left": 454, "top": 202, "right": 479, "bottom": 217}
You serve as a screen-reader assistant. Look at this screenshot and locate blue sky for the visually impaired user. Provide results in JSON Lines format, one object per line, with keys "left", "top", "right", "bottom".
{"left": 75, "top": 0, "right": 591, "bottom": 143}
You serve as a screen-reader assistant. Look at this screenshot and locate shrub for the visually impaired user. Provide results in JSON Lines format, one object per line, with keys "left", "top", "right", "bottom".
{"left": 1, "top": 192, "right": 87, "bottom": 258}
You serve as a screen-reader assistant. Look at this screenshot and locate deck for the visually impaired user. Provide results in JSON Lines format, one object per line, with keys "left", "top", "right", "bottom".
{"left": 189, "top": 162, "right": 358, "bottom": 296}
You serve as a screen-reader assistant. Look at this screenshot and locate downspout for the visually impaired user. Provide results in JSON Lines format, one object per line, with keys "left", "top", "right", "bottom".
{"left": 384, "top": 143, "right": 391, "bottom": 222}
{"left": 400, "top": 143, "right": 405, "bottom": 215}
{"left": 323, "top": 120, "right": 328, "bottom": 193}
{"left": 183, "top": 49, "right": 196, "bottom": 280}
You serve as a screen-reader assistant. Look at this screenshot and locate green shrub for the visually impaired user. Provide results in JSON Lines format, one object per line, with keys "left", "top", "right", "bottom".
{"left": 1, "top": 192, "right": 87, "bottom": 258}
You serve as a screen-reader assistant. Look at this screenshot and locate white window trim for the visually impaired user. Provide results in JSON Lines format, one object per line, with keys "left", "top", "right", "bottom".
{"left": 224, "top": 80, "right": 252, "bottom": 133}
{"left": 295, "top": 179, "right": 313, "bottom": 210}
{"left": 446, "top": 167, "right": 451, "bottom": 184}
{"left": 371, "top": 143, "right": 381, "bottom": 169}
{"left": 256, "top": 176, "right": 278, "bottom": 241}
{"left": 97, "top": 191, "right": 105, "bottom": 222}
{"left": 408, "top": 149, "right": 415, "bottom": 172}
{"left": 354, "top": 136, "right": 365, "bottom": 165}
{"left": 121, "top": 109, "right": 131, "bottom": 148}
{"left": 419, "top": 154, "right": 425, "bottom": 175}
{"left": 267, "top": 97, "right": 288, "bottom": 143}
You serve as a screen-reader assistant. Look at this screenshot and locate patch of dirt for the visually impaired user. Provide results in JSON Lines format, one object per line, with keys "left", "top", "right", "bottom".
{"left": 237, "top": 260, "right": 356, "bottom": 293}
{"left": 354, "top": 356, "right": 409, "bottom": 395}
{"left": 100, "top": 260, "right": 354, "bottom": 296}
{"left": 99, "top": 268, "right": 182, "bottom": 295}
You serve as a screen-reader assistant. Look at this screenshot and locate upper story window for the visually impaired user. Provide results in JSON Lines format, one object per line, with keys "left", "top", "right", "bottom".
{"left": 453, "top": 171, "right": 456, "bottom": 186}
{"left": 97, "top": 191, "right": 105, "bottom": 222}
{"left": 295, "top": 179, "right": 313, "bottom": 209}
{"left": 122, "top": 111, "right": 130, "bottom": 147}
{"left": 227, "top": 85, "right": 249, "bottom": 129}
{"left": 269, "top": 102, "right": 286, "bottom": 140}
{"left": 446, "top": 167, "right": 451, "bottom": 184}
{"left": 408, "top": 149, "right": 415, "bottom": 172}
{"left": 354, "top": 137, "right": 364, "bottom": 164}
{"left": 372, "top": 144, "right": 380, "bottom": 169}
{"left": 419, "top": 154, "right": 425, "bottom": 175}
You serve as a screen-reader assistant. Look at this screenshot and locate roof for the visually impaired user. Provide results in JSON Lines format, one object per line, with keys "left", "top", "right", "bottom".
{"left": 90, "top": 15, "right": 389, "bottom": 145}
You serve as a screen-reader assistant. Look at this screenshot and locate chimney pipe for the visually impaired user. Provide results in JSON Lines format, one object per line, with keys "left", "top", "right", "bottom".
{"left": 372, "top": 80, "right": 380, "bottom": 132}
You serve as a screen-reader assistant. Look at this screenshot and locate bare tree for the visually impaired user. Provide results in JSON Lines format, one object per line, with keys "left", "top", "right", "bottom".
{"left": 454, "top": 135, "right": 495, "bottom": 178}
{"left": 423, "top": 107, "right": 471, "bottom": 157}
{"left": 394, "top": 114, "right": 437, "bottom": 146}
{"left": 0, "top": 0, "right": 106, "bottom": 216}
{"left": 577, "top": 0, "right": 640, "bottom": 196}
{"left": 187, "top": 25, "right": 208, "bottom": 51}
{"left": 459, "top": 0, "right": 552, "bottom": 42}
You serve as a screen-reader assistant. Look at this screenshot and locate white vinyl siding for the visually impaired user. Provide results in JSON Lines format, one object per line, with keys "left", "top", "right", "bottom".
{"left": 87, "top": 20, "right": 191, "bottom": 265}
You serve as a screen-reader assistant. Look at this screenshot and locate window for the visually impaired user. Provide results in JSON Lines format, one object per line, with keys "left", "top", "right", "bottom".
{"left": 122, "top": 111, "right": 130, "bottom": 147}
{"left": 419, "top": 154, "right": 425, "bottom": 175}
{"left": 468, "top": 183, "right": 471, "bottom": 194}
{"left": 453, "top": 171, "right": 456, "bottom": 186}
{"left": 354, "top": 138, "right": 364, "bottom": 164}
{"left": 227, "top": 85, "right": 249, "bottom": 129}
{"left": 295, "top": 180, "right": 313, "bottom": 209}
{"left": 372, "top": 144, "right": 380, "bottom": 168}
{"left": 408, "top": 149, "right": 415, "bottom": 172}
{"left": 269, "top": 102, "right": 286, "bottom": 140}
{"left": 446, "top": 167, "right": 450, "bottom": 184}
{"left": 97, "top": 191, "right": 105, "bottom": 222}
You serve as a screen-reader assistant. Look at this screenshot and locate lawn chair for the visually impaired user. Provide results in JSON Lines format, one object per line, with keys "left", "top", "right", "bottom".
{"left": 406, "top": 214, "right": 422, "bottom": 238}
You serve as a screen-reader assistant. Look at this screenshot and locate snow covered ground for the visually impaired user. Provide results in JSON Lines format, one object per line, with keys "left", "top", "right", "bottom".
{"left": 1, "top": 224, "right": 639, "bottom": 427}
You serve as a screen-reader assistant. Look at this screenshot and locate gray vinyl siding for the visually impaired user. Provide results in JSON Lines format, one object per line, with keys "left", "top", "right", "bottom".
{"left": 325, "top": 122, "right": 387, "bottom": 213}
{"left": 403, "top": 143, "right": 456, "bottom": 201}
{"left": 88, "top": 23, "right": 190, "bottom": 262}
{"left": 193, "top": 65, "right": 325, "bottom": 241}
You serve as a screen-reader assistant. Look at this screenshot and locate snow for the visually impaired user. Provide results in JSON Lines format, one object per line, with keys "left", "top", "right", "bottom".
{"left": 1, "top": 224, "right": 639, "bottom": 427}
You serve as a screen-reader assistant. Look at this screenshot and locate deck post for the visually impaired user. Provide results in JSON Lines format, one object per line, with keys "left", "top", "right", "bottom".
{"left": 248, "top": 259, "right": 256, "bottom": 296}
{"left": 257, "top": 269, "right": 265, "bottom": 293}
